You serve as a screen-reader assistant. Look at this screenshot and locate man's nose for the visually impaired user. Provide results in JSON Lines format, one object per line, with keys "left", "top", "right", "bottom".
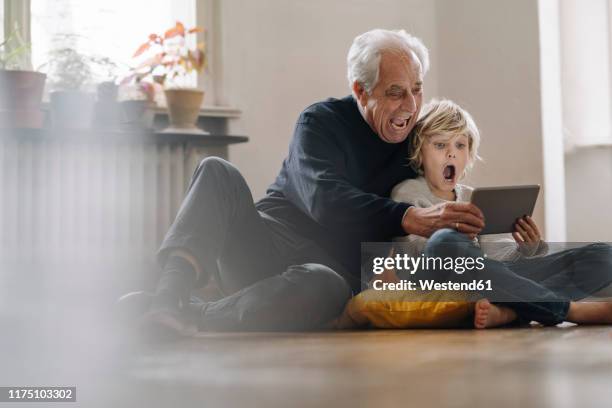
{"left": 400, "top": 93, "right": 416, "bottom": 113}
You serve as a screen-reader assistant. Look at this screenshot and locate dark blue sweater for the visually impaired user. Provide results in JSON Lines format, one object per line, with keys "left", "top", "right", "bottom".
{"left": 256, "top": 95, "right": 417, "bottom": 279}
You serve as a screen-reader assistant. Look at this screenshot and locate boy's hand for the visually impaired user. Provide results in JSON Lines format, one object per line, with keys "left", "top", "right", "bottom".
{"left": 512, "top": 215, "right": 542, "bottom": 244}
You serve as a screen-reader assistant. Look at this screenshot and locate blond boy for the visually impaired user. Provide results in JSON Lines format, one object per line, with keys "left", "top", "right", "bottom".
{"left": 391, "top": 99, "right": 612, "bottom": 328}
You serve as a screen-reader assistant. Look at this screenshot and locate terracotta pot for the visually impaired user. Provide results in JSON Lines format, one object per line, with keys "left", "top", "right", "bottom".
{"left": 0, "top": 109, "right": 46, "bottom": 129}
{"left": 0, "top": 70, "right": 46, "bottom": 128}
{"left": 164, "top": 89, "right": 204, "bottom": 131}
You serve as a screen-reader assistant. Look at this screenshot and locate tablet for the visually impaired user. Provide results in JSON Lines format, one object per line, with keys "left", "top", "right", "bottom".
{"left": 469, "top": 185, "right": 540, "bottom": 235}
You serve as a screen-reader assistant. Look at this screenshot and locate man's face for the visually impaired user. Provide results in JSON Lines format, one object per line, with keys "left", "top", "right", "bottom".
{"left": 354, "top": 50, "right": 423, "bottom": 143}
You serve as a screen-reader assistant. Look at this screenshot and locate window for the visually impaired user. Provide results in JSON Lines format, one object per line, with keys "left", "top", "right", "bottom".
{"left": 560, "top": 0, "right": 612, "bottom": 148}
{"left": 30, "top": 0, "right": 197, "bottom": 88}
{"left": 1, "top": 0, "right": 4, "bottom": 42}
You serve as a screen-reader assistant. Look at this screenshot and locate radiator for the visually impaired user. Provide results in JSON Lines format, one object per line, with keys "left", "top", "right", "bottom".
{"left": 0, "top": 134, "right": 219, "bottom": 267}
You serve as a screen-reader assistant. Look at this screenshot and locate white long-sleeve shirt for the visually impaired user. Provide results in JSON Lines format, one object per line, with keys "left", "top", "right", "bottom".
{"left": 391, "top": 176, "right": 548, "bottom": 261}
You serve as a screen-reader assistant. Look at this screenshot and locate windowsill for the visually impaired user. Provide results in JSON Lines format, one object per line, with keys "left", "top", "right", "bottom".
{"left": 1, "top": 127, "right": 249, "bottom": 147}
{"left": 152, "top": 105, "right": 242, "bottom": 118}
{"left": 565, "top": 141, "right": 612, "bottom": 154}
{"left": 39, "top": 102, "right": 242, "bottom": 119}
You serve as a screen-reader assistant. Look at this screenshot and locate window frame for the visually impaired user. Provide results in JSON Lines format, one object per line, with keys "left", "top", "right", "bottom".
{"left": 3, "top": 0, "right": 32, "bottom": 68}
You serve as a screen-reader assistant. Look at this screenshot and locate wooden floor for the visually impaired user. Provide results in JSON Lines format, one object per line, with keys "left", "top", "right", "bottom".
{"left": 3, "top": 265, "right": 612, "bottom": 408}
{"left": 101, "top": 325, "right": 612, "bottom": 408}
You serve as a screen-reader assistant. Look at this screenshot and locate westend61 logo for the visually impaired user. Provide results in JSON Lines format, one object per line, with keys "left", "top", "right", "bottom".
{"left": 370, "top": 253, "right": 492, "bottom": 292}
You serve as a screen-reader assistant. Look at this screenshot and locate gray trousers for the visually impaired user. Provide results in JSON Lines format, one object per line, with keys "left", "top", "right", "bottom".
{"left": 158, "top": 157, "right": 352, "bottom": 331}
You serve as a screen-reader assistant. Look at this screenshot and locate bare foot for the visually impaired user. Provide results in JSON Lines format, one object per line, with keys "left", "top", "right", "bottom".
{"left": 474, "top": 299, "right": 518, "bottom": 329}
{"left": 566, "top": 302, "right": 612, "bottom": 324}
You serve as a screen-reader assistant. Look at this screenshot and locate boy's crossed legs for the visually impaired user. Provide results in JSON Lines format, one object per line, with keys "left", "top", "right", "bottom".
{"left": 427, "top": 229, "right": 612, "bottom": 328}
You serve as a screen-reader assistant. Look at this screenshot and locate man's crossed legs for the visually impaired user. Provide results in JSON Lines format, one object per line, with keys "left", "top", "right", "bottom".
{"left": 119, "top": 157, "right": 352, "bottom": 337}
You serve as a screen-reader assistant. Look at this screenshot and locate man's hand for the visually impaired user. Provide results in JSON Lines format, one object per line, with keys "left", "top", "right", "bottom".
{"left": 401, "top": 202, "right": 485, "bottom": 238}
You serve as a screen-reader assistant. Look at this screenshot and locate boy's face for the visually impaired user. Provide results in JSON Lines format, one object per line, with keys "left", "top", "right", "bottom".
{"left": 421, "top": 133, "right": 470, "bottom": 195}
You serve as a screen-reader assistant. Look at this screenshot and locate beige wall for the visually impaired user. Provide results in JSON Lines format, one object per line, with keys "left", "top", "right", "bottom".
{"left": 219, "top": 0, "right": 438, "bottom": 199}
{"left": 219, "top": 0, "right": 550, "bottom": 234}
{"left": 435, "top": 0, "right": 546, "bottom": 231}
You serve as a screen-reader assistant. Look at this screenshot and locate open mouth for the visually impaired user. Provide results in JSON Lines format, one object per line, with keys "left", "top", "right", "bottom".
{"left": 443, "top": 165, "right": 456, "bottom": 182}
{"left": 390, "top": 117, "right": 410, "bottom": 131}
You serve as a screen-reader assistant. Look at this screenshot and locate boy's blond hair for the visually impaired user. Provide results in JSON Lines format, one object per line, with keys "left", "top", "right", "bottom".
{"left": 409, "top": 99, "right": 482, "bottom": 177}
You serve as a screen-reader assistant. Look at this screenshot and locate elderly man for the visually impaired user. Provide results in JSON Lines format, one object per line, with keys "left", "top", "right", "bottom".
{"left": 120, "top": 29, "right": 485, "bottom": 335}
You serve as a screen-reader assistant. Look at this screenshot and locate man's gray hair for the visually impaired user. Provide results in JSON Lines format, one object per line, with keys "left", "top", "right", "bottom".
{"left": 347, "top": 29, "right": 430, "bottom": 95}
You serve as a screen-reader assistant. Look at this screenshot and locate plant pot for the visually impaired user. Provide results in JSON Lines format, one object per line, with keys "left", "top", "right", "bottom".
{"left": 97, "top": 81, "right": 119, "bottom": 103}
{"left": 0, "top": 70, "right": 46, "bottom": 128}
{"left": 92, "top": 82, "right": 121, "bottom": 130}
{"left": 119, "top": 100, "right": 155, "bottom": 130}
{"left": 50, "top": 91, "right": 95, "bottom": 129}
{"left": 163, "top": 89, "right": 206, "bottom": 133}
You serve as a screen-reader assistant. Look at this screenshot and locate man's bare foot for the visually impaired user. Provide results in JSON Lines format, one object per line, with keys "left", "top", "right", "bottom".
{"left": 474, "top": 299, "right": 518, "bottom": 329}
{"left": 566, "top": 302, "right": 612, "bottom": 324}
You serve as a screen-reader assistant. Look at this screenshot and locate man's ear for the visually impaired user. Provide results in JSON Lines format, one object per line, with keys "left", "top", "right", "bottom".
{"left": 352, "top": 81, "right": 368, "bottom": 107}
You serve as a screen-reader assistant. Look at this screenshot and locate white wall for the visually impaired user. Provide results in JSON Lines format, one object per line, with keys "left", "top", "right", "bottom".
{"left": 218, "top": 0, "right": 438, "bottom": 199}
{"left": 538, "top": 0, "right": 567, "bottom": 242}
{"left": 434, "top": 0, "right": 547, "bottom": 231}
{"left": 565, "top": 148, "right": 612, "bottom": 241}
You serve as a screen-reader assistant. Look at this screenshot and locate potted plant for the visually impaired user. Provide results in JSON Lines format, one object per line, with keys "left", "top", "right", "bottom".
{"left": 91, "top": 57, "right": 124, "bottom": 130}
{"left": 0, "top": 27, "right": 47, "bottom": 128}
{"left": 128, "top": 21, "right": 207, "bottom": 133}
{"left": 93, "top": 80, "right": 121, "bottom": 130}
{"left": 45, "top": 46, "right": 97, "bottom": 129}
{"left": 117, "top": 78, "right": 157, "bottom": 130}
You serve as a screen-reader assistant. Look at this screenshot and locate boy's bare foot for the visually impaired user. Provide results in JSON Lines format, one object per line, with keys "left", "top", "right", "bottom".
{"left": 566, "top": 302, "right": 612, "bottom": 324}
{"left": 474, "top": 299, "right": 518, "bottom": 329}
